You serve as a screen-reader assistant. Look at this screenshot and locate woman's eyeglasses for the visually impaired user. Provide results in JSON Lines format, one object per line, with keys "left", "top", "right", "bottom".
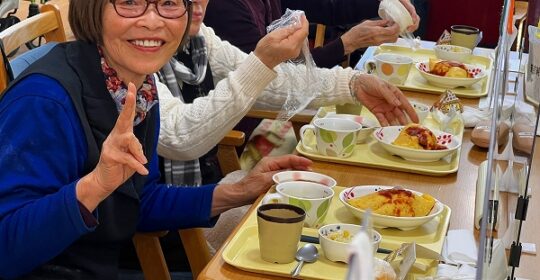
{"left": 110, "top": 0, "right": 191, "bottom": 19}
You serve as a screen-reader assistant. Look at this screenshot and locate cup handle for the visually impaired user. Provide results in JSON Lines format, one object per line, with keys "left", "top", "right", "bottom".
{"left": 475, "top": 31, "right": 483, "bottom": 48}
{"left": 299, "top": 125, "right": 318, "bottom": 153}
{"left": 364, "top": 59, "right": 376, "bottom": 74}
{"left": 262, "top": 193, "right": 285, "bottom": 204}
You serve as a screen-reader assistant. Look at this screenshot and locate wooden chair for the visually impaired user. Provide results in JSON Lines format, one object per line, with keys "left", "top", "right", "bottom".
{"left": 0, "top": 3, "right": 65, "bottom": 92}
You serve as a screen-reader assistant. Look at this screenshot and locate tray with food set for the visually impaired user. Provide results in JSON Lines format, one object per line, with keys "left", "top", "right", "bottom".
{"left": 222, "top": 186, "right": 452, "bottom": 280}
{"left": 365, "top": 45, "right": 493, "bottom": 98}
{"left": 295, "top": 106, "right": 465, "bottom": 176}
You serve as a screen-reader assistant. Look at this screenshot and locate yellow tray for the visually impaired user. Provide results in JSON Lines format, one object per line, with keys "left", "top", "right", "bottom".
{"left": 296, "top": 106, "right": 464, "bottom": 176}
{"left": 222, "top": 186, "right": 452, "bottom": 279}
{"left": 365, "top": 45, "right": 493, "bottom": 98}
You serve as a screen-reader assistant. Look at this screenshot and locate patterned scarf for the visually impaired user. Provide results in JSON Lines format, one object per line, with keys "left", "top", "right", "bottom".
{"left": 159, "top": 34, "right": 208, "bottom": 186}
{"left": 99, "top": 47, "right": 158, "bottom": 126}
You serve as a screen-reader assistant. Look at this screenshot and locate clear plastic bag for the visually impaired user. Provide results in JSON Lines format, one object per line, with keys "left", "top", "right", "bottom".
{"left": 266, "top": 9, "right": 319, "bottom": 122}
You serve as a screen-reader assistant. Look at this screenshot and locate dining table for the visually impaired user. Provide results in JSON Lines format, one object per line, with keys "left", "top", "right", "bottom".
{"left": 9, "top": 1, "right": 537, "bottom": 275}
{"left": 198, "top": 44, "right": 540, "bottom": 279}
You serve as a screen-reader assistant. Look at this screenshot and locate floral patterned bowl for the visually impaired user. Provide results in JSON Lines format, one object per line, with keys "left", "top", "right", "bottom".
{"left": 373, "top": 126, "right": 461, "bottom": 162}
{"left": 416, "top": 61, "right": 486, "bottom": 88}
{"left": 339, "top": 186, "right": 445, "bottom": 231}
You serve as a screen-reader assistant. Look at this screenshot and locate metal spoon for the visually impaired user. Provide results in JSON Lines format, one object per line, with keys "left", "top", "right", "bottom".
{"left": 290, "top": 243, "right": 319, "bottom": 277}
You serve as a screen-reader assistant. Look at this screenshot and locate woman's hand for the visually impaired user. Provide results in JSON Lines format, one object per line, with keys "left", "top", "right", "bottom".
{"left": 211, "top": 155, "right": 312, "bottom": 216}
{"left": 353, "top": 74, "right": 418, "bottom": 126}
{"left": 341, "top": 20, "right": 400, "bottom": 54}
{"left": 254, "top": 15, "right": 309, "bottom": 69}
{"left": 399, "top": 0, "right": 420, "bottom": 32}
{"left": 76, "top": 83, "right": 148, "bottom": 211}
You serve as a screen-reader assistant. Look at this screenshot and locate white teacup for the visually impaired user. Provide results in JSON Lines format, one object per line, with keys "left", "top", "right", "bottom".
{"left": 365, "top": 54, "right": 413, "bottom": 85}
{"left": 263, "top": 181, "right": 334, "bottom": 228}
{"left": 300, "top": 118, "right": 362, "bottom": 158}
{"left": 321, "top": 113, "right": 379, "bottom": 143}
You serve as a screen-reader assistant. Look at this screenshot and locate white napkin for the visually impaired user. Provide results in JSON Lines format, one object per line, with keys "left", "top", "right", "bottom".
{"left": 345, "top": 230, "right": 373, "bottom": 280}
{"left": 441, "top": 229, "right": 477, "bottom": 265}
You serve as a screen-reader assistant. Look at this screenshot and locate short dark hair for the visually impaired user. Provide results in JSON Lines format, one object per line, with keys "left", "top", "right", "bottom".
{"left": 69, "top": 0, "right": 108, "bottom": 45}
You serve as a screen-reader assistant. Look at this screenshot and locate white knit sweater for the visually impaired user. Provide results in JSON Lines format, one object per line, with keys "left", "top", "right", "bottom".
{"left": 157, "top": 24, "right": 358, "bottom": 161}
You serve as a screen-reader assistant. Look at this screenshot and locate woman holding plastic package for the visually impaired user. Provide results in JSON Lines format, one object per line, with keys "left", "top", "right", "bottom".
{"left": 157, "top": 0, "right": 420, "bottom": 170}
{"left": 0, "top": 0, "right": 316, "bottom": 278}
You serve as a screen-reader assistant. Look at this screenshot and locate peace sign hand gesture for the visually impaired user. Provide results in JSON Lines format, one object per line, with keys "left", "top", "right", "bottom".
{"left": 76, "top": 83, "right": 148, "bottom": 211}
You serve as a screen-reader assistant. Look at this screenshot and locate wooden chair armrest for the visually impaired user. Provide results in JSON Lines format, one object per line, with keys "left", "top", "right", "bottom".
{"left": 218, "top": 130, "right": 245, "bottom": 146}
{"left": 179, "top": 228, "right": 212, "bottom": 279}
{"left": 217, "top": 130, "right": 245, "bottom": 175}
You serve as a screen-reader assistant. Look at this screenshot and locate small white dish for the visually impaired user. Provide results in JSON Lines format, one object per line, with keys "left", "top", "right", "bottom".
{"left": 410, "top": 102, "right": 430, "bottom": 124}
{"left": 339, "top": 186, "right": 445, "bottom": 231}
{"left": 434, "top": 44, "right": 473, "bottom": 63}
{"left": 318, "top": 223, "right": 381, "bottom": 263}
{"left": 373, "top": 126, "right": 461, "bottom": 162}
{"left": 416, "top": 61, "right": 486, "bottom": 88}
{"left": 272, "top": 170, "right": 337, "bottom": 189}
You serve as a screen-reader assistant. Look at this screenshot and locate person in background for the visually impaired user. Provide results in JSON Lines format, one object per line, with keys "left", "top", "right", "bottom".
{"left": 0, "top": 0, "right": 313, "bottom": 278}
{"left": 203, "top": 0, "right": 420, "bottom": 160}
{"left": 204, "top": 0, "right": 420, "bottom": 68}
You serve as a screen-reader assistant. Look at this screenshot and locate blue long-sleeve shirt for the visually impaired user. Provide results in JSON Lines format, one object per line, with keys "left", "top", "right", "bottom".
{"left": 0, "top": 75, "right": 217, "bottom": 278}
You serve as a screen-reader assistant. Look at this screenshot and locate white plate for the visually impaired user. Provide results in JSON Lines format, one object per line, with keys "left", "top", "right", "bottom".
{"left": 272, "top": 170, "right": 337, "bottom": 189}
{"left": 373, "top": 126, "right": 461, "bottom": 162}
{"left": 339, "top": 186, "right": 445, "bottom": 231}
{"left": 416, "top": 61, "right": 486, "bottom": 88}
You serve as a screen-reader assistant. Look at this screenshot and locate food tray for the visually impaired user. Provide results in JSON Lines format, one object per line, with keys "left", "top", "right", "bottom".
{"left": 295, "top": 106, "right": 464, "bottom": 176}
{"left": 222, "top": 186, "right": 451, "bottom": 279}
{"left": 364, "top": 45, "right": 493, "bottom": 98}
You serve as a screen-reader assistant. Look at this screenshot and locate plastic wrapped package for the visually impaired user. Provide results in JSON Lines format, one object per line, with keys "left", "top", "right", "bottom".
{"left": 266, "top": 9, "right": 319, "bottom": 122}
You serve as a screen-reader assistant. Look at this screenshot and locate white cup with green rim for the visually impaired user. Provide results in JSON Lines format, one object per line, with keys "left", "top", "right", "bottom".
{"left": 262, "top": 181, "right": 334, "bottom": 228}
{"left": 365, "top": 53, "right": 413, "bottom": 85}
{"left": 300, "top": 118, "right": 362, "bottom": 158}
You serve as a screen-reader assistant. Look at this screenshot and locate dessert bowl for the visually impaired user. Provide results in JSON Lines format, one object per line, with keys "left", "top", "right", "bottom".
{"left": 434, "top": 44, "right": 473, "bottom": 63}
{"left": 318, "top": 223, "right": 381, "bottom": 263}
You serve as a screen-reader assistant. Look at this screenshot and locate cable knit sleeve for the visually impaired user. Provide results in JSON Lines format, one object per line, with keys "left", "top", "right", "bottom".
{"left": 158, "top": 24, "right": 359, "bottom": 161}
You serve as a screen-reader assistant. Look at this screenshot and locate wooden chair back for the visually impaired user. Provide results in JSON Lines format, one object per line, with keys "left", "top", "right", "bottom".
{"left": 0, "top": 3, "right": 66, "bottom": 91}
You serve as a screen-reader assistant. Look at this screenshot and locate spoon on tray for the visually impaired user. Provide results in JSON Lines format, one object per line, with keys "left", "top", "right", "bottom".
{"left": 290, "top": 243, "right": 318, "bottom": 277}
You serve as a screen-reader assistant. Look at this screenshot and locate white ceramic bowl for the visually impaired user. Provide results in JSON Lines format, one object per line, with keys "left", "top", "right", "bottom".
{"left": 339, "top": 186, "right": 445, "bottom": 231}
{"left": 434, "top": 44, "right": 473, "bottom": 63}
{"left": 318, "top": 223, "right": 381, "bottom": 263}
{"left": 272, "top": 170, "right": 336, "bottom": 189}
{"left": 322, "top": 113, "right": 380, "bottom": 143}
{"left": 416, "top": 61, "right": 486, "bottom": 88}
{"left": 373, "top": 126, "right": 461, "bottom": 162}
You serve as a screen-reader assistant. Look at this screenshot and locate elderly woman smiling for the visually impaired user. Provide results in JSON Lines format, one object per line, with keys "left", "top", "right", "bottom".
{"left": 0, "top": 0, "right": 312, "bottom": 279}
